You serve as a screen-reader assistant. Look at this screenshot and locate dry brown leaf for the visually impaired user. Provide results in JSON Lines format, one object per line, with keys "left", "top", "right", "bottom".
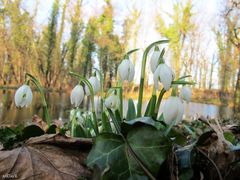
{"left": 0, "top": 134, "right": 92, "bottom": 180}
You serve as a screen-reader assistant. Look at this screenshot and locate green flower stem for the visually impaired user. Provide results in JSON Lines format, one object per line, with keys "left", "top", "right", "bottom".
{"left": 172, "top": 80, "right": 195, "bottom": 85}
{"left": 171, "top": 85, "right": 177, "bottom": 96}
{"left": 137, "top": 40, "right": 169, "bottom": 117}
{"left": 123, "top": 48, "right": 139, "bottom": 59}
{"left": 164, "top": 119, "right": 177, "bottom": 136}
{"left": 108, "top": 86, "right": 123, "bottom": 120}
{"left": 152, "top": 86, "right": 156, "bottom": 96}
{"left": 93, "top": 68, "right": 104, "bottom": 120}
{"left": 69, "top": 72, "right": 99, "bottom": 135}
{"left": 153, "top": 88, "right": 166, "bottom": 119}
{"left": 70, "top": 109, "right": 77, "bottom": 137}
{"left": 117, "top": 81, "right": 123, "bottom": 119}
{"left": 177, "top": 75, "right": 192, "bottom": 80}
{"left": 25, "top": 73, "right": 51, "bottom": 127}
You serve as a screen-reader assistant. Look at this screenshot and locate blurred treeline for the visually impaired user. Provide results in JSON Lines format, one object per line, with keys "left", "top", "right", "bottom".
{"left": 0, "top": 0, "right": 129, "bottom": 89}
{"left": 0, "top": 0, "right": 239, "bottom": 112}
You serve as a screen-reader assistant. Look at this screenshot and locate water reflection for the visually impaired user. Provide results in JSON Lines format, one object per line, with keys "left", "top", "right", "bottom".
{"left": 0, "top": 90, "right": 233, "bottom": 126}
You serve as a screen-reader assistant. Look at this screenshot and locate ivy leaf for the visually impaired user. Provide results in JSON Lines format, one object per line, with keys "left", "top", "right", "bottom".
{"left": 21, "top": 125, "right": 45, "bottom": 141}
{"left": 124, "top": 117, "right": 156, "bottom": 127}
{"left": 87, "top": 133, "right": 137, "bottom": 179}
{"left": 0, "top": 127, "right": 18, "bottom": 149}
{"left": 87, "top": 124, "right": 171, "bottom": 179}
{"left": 127, "top": 125, "right": 171, "bottom": 176}
{"left": 144, "top": 95, "right": 156, "bottom": 117}
{"left": 46, "top": 124, "right": 57, "bottom": 134}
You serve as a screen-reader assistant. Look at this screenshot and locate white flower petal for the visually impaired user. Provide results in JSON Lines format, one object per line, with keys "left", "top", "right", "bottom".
{"left": 85, "top": 76, "right": 100, "bottom": 96}
{"left": 180, "top": 86, "right": 192, "bottom": 103}
{"left": 76, "top": 111, "right": 84, "bottom": 124}
{"left": 153, "top": 68, "right": 161, "bottom": 90}
{"left": 105, "top": 95, "right": 119, "bottom": 110}
{"left": 153, "top": 64, "right": 175, "bottom": 91}
{"left": 159, "top": 65, "right": 173, "bottom": 91}
{"left": 176, "top": 98, "right": 184, "bottom": 124}
{"left": 128, "top": 61, "right": 135, "bottom": 81}
{"left": 25, "top": 87, "right": 33, "bottom": 107}
{"left": 70, "top": 85, "right": 84, "bottom": 107}
{"left": 118, "top": 59, "right": 135, "bottom": 82}
{"left": 150, "top": 50, "right": 161, "bottom": 73}
{"left": 14, "top": 85, "right": 33, "bottom": 108}
{"left": 163, "top": 96, "right": 179, "bottom": 125}
{"left": 118, "top": 59, "right": 128, "bottom": 81}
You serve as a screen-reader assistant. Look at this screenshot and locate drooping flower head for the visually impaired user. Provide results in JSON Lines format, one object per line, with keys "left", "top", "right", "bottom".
{"left": 163, "top": 96, "right": 184, "bottom": 125}
{"left": 70, "top": 109, "right": 84, "bottom": 125}
{"left": 153, "top": 63, "right": 175, "bottom": 91}
{"left": 14, "top": 84, "right": 33, "bottom": 108}
{"left": 105, "top": 94, "right": 119, "bottom": 110}
{"left": 150, "top": 46, "right": 161, "bottom": 73}
{"left": 118, "top": 59, "right": 135, "bottom": 82}
{"left": 85, "top": 76, "right": 100, "bottom": 96}
{"left": 70, "top": 85, "right": 84, "bottom": 107}
{"left": 180, "top": 86, "right": 192, "bottom": 103}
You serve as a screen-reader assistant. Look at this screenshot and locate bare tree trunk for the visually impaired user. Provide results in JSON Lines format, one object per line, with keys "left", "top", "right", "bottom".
{"left": 233, "top": 52, "right": 240, "bottom": 112}
{"left": 209, "top": 56, "right": 216, "bottom": 90}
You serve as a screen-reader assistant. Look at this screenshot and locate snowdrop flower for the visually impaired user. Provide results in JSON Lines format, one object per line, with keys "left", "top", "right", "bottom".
{"left": 118, "top": 59, "right": 135, "bottom": 82}
{"left": 105, "top": 94, "right": 119, "bottom": 110}
{"left": 163, "top": 96, "right": 184, "bottom": 125}
{"left": 76, "top": 110, "right": 84, "bottom": 124}
{"left": 85, "top": 76, "right": 100, "bottom": 96}
{"left": 150, "top": 46, "right": 161, "bottom": 73}
{"left": 70, "top": 109, "right": 84, "bottom": 124}
{"left": 70, "top": 85, "right": 84, "bottom": 107}
{"left": 180, "top": 86, "right": 192, "bottom": 103}
{"left": 14, "top": 84, "right": 33, "bottom": 108}
{"left": 153, "top": 63, "right": 175, "bottom": 91}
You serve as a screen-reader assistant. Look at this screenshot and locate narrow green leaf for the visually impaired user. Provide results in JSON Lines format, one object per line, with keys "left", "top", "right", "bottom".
{"left": 224, "top": 132, "right": 236, "bottom": 144}
{"left": 144, "top": 95, "right": 156, "bottom": 117}
{"left": 101, "top": 111, "right": 113, "bottom": 133}
{"left": 72, "top": 124, "right": 87, "bottom": 137}
{"left": 107, "top": 108, "right": 121, "bottom": 134}
{"left": 115, "top": 109, "right": 122, "bottom": 126}
{"left": 126, "top": 98, "right": 136, "bottom": 121}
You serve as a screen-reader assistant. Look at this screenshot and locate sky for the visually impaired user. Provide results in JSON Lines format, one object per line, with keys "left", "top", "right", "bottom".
{"left": 23, "top": 0, "right": 222, "bottom": 87}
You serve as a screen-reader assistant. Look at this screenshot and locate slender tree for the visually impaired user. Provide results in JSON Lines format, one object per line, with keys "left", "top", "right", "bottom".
{"left": 156, "top": 0, "right": 194, "bottom": 78}
{"left": 68, "top": 0, "right": 83, "bottom": 70}
{"left": 81, "top": 17, "right": 98, "bottom": 77}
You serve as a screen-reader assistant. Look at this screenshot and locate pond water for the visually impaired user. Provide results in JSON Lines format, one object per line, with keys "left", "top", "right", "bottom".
{"left": 0, "top": 90, "right": 233, "bottom": 126}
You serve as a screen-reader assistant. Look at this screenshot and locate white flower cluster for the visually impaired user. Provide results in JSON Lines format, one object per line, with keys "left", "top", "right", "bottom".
{"left": 150, "top": 46, "right": 192, "bottom": 125}
{"left": 14, "top": 45, "right": 192, "bottom": 127}
{"left": 70, "top": 76, "right": 100, "bottom": 107}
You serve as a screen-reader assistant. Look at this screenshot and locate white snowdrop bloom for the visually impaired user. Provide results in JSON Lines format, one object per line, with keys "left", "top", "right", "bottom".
{"left": 180, "top": 86, "right": 192, "bottom": 103}
{"left": 14, "top": 84, "right": 33, "bottom": 108}
{"left": 70, "top": 85, "right": 84, "bottom": 107}
{"left": 85, "top": 76, "right": 100, "bottom": 96}
{"left": 150, "top": 46, "right": 161, "bottom": 73}
{"left": 153, "top": 63, "right": 175, "bottom": 91}
{"left": 76, "top": 110, "right": 84, "bottom": 124}
{"left": 105, "top": 94, "right": 119, "bottom": 110}
{"left": 70, "top": 109, "right": 84, "bottom": 124}
{"left": 163, "top": 96, "right": 184, "bottom": 125}
{"left": 118, "top": 59, "right": 135, "bottom": 82}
